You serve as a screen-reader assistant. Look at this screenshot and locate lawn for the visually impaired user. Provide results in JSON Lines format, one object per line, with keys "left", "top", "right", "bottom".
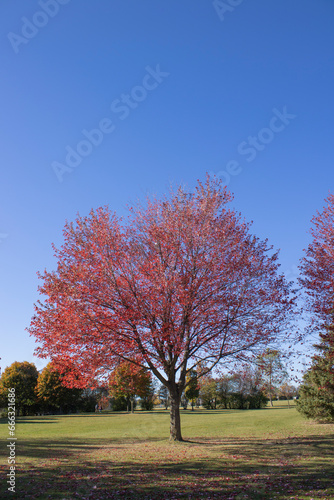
{"left": 1, "top": 403, "right": 333, "bottom": 499}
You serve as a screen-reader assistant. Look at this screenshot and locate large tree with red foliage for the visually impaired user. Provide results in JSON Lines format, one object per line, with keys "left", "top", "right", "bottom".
{"left": 298, "top": 193, "right": 334, "bottom": 420}
{"left": 28, "top": 177, "right": 295, "bottom": 440}
{"left": 299, "top": 193, "right": 334, "bottom": 330}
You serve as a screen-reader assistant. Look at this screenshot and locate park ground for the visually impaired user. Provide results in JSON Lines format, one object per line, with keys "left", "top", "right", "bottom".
{"left": 1, "top": 402, "right": 334, "bottom": 499}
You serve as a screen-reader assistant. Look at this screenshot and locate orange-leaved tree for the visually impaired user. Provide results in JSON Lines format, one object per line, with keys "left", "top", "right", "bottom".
{"left": 28, "top": 176, "right": 295, "bottom": 440}
{"left": 109, "top": 361, "right": 152, "bottom": 413}
{"left": 36, "top": 363, "right": 82, "bottom": 413}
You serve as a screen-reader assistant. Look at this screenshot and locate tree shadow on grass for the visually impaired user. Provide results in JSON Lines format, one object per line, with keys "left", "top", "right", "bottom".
{"left": 184, "top": 433, "right": 334, "bottom": 453}
{"left": 261, "top": 406, "right": 297, "bottom": 410}
{"left": 180, "top": 409, "right": 244, "bottom": 415}
{"left": 0, "top": 434, "right": 333, "bottom": 499}
{"left": 0, "top": 437, "right": 167, "bottom": 460}
{"left": 3, "top": 418, "right": 59, "bottom": 424}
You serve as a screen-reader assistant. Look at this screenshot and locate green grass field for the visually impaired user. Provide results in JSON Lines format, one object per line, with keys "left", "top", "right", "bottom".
{"left": 1, "top": 402, "right": 333, "bottom": 499}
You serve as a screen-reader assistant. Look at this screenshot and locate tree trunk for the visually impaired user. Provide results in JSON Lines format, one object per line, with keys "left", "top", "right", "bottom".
{"left": 169, "top": 389, "right": 183, "bottom": 441}
{"left": 269, "top": 369, "right": 273, "bottom": 406}
{"left": 131, "top": 398, "right": 134, "bottom": 413}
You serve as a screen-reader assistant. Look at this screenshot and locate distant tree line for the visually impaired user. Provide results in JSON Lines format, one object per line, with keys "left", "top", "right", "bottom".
{"left": 195, "top": 352, "right": 298, "bottom": 411}
{"left": 0, "top": 356, "right": 300, "bottom": 417}
{"left": 0, "top": 360, "right": 156, "bottom": 416}
{"left": 158, "top": 359, "right": 298, "bottom": 411}
{"left": 0, "top": 362, "right": 99, "bottom": 416}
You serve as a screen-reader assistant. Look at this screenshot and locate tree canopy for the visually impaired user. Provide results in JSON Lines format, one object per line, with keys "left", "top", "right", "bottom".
{"left": 185, "top": 370, "right": 200, "bottom": 410}
{"left": 0, "top": 361, "right": 38, "bottom": 415}
{"left": 297, "top": 193, "right": 334, "bottom": 421}
{"left": 28, "top": 176, "right": 295, "bottom": 440}
{"left": 109, "top": 361, "right": 152, "bottom": 413}
{"left": 299, "top": 192, "right": 334, "bottom": 330}
{"left": 36, "top": 363, "right": 83, "bottom": 413}
{"left": 297, "top": 324, "right": 334, "bottom": 422}
{"left": 257, "top": 349, "right": 287, "bottom": 406}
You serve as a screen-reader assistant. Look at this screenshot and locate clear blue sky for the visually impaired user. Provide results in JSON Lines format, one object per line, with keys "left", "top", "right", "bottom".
{"left": 0, "top": 0, "right": 333, "bottom": 373}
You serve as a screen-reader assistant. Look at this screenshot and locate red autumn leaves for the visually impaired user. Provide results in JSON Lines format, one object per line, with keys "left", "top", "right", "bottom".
{"left": 28, "top": 177, "right": 296, "bottom": 439}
